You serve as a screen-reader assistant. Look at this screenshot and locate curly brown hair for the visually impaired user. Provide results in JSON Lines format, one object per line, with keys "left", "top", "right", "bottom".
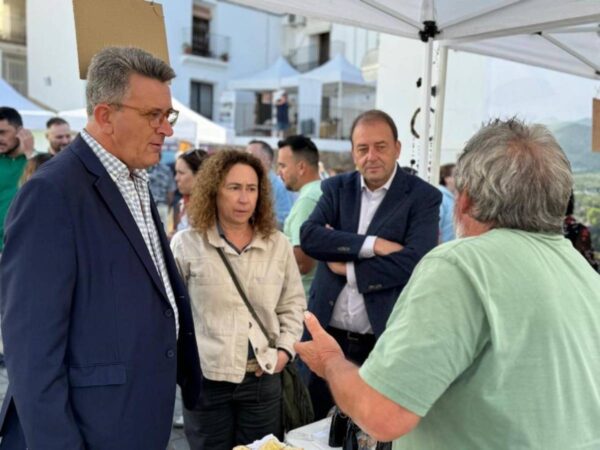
{"left": 187, "top": 149, "right": 276, "bottom": 237}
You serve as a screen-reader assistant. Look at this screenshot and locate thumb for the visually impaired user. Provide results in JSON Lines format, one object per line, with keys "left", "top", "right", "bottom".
{"left": 303, "top": 311, "right": 325, "bottom": 339}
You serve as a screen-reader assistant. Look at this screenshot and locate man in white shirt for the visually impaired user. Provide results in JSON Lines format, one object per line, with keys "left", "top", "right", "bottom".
{"left": 300, "top": 109, "right": 441, "bottom": 418}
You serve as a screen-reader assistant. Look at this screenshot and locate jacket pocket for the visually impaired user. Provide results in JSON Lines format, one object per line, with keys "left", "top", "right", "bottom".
{"left": 68, "top": 363, "right": 127, "bottom": 387}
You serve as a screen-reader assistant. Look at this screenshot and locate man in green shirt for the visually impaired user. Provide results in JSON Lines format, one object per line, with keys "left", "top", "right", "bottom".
{"left": 277, "top": 135, "right": 322, "bottom": 296}
{"left": 0, "top": 107, "right": 34, "bottom": 252}
{"left": 295, "top": 118, "right": 600, "bottom": 449}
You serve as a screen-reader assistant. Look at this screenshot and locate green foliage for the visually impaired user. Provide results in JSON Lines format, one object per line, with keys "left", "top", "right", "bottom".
{"left": 573, "top": 172, "right": 600, "bottom": 253}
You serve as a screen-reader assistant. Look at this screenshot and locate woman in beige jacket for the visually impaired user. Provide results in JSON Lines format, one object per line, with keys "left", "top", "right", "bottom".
{"left": 170, "top": 150, "right": 306, "bottom": 450}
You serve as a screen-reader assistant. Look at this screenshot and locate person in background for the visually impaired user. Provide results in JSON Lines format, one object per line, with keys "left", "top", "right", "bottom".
{"left": 45, "top": 117, "right": 72, "bottom": 155}
{"left": 300, "top": 109, "right": 441, "bottom": 419}
{"left": 19, "top": 153, "right": 53, "bottom": 186}
{"left": 296, "top": 118, "right": 600, "bottom": 449}
{"left": 438, "top": 163, "right": 456, "bottom": 243}
{"left": 171, "top": 150, "right": 305, "bottom": 450}
{"left": 275, "top": 92, "right": 290, "bottom": 138}
{"left": 564, "top": 191, "right": 599, "bottom": 272}
{"left": 173, "top": 148, "right": 208, "bottom": 233}
{"left": 148, "top": 154, "right": 176, "bottom": 232}
{"left": 277, "top": 135, "right": 322, "bottom": 297}
{"left": 0, "top": 107, "right": 34, "bottom": 253}
{"left": 246, "top": 139, "right": 293, "bottom": 229}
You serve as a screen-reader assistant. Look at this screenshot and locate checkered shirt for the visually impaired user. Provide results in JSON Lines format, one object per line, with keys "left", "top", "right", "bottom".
{"left": 81, "top": 130, "right": 179, "bottom": 335}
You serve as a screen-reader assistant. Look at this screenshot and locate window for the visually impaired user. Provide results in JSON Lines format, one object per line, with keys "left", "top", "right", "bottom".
{"left": 191, "top": 4, "right": 211, "bottom": 57}
{"left": 190, "top": 81, "right": 213, "bottom": 119}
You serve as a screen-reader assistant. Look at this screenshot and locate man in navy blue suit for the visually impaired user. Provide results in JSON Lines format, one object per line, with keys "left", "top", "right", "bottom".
{"left": 300, "top": 110, "right": 441, "bottom": 418}
{"left": 0, "top": 47, "right": 201, "bottom": 449}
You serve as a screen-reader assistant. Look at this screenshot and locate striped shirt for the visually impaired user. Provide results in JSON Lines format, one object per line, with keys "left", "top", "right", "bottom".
{"left": 81, "top": 130, "right": 179, "bottom": 334}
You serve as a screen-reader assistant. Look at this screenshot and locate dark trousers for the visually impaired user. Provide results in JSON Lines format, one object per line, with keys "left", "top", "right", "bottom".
{"left": 183, "top": 372, "right": 282, "bottom": 450}
{"left": 308, "top": 327, "right": 376, "bottom": 420}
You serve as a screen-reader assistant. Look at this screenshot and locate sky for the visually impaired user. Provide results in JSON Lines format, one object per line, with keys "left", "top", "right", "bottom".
{"left": 484, "top": 57, "right": 599, "bottom": 125}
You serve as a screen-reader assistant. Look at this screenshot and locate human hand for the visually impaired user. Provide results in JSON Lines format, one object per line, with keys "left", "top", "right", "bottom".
{"left": 274, "top": 350, "right": 290, "bottom": 373}
{"left": 16, "top": 128, "right": 34, "bottom": 158}
{"left": 294, "top": 312, "right": 345, "bottom": 379}
{"left": 374, "top": 237, "right": 403, "bottom": 256}
{"left": 327, "top": 261, "right": 347, "bottom": 276}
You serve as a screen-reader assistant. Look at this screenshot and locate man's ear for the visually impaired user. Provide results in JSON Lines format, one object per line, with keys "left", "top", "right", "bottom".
{"left": 93, "top": 104, "right": 114, "bottom": 135}
{"left": 456, "top": 191, "right": 472, "bottom": 216}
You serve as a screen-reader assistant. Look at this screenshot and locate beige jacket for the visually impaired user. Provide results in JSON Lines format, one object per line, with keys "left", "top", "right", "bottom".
{"left": 170, "top": 226, "right": 306, "bottom": 383}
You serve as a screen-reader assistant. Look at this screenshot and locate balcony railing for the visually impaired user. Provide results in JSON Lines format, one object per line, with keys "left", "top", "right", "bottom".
{"left": 181, "top": 29, "right": 230, "bottom": 62}
{"left": 0, "top": 14, "right": 26, "bottom": 45}
{"left": 285, "top": 41, "right": 345, "bottom": 72}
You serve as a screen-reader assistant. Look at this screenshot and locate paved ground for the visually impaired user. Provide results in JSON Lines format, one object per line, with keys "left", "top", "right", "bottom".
{"left": 0, "top": 366, "right": 190, "bottom": 450}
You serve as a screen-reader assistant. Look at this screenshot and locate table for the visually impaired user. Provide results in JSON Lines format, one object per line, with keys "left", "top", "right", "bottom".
{"left": 285, "top": 417, "right": 341, "bottom": 450}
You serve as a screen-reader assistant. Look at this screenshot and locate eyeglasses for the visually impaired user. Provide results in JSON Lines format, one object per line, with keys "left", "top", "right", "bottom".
{"left": 110, "top": 103, "right": 179, "bottom": 127}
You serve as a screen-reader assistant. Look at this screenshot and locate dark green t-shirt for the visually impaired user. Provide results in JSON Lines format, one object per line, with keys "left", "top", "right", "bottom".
{"left": 0, "top": 154, "right": 27, "bottom": 251}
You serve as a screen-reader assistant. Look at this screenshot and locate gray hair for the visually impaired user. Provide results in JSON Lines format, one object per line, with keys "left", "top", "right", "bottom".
{"left": 85, "top": 47, "right": 175, "bottom": 116}
{"left": 454, "top": 118, "right": 572, "bottom": 234}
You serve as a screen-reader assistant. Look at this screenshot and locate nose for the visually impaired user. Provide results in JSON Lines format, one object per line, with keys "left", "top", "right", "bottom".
{"left": 157, "top": 118, "right": 174, "bottom": 137}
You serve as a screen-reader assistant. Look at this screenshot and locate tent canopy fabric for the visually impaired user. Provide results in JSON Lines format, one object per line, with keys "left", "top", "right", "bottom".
{"left": 283, "top": 54, "right": 368, "bottom": 87}
{"left": 59, "top": 98, "right": 229, "bottom": 145}
{"left": 229, "top": 56, "right": 300, "bottom": 91}
{"left": 1, "top": 78, "right": 56, "bottom": 129}
{"left": 228, "top": 1, "right": 600, "bottom": 80}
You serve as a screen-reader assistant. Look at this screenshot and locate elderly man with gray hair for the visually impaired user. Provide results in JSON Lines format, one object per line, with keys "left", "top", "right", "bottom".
{"left": 0, "top": 47, "right": 201, "bottom": 449}
{"left": 296, "top": 118, "right": 600, "bottom": 449}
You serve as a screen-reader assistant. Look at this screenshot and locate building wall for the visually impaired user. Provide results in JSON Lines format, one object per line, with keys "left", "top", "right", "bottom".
{"left": 27, "top": 0, "right": 85, "bottom": 110}
{"left": 163, "top": 0, "right": 282, "bottom": 123}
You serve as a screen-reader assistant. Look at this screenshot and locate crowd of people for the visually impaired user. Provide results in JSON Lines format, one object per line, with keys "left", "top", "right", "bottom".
{"left": 0, "top": 46, "right": 599, "bottom": 450}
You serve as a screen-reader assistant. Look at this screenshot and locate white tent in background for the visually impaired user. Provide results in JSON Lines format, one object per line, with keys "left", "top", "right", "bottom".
{"left": 227, "top": 0, "right": 600, "bottom": 181}
{"left": 229, "top": 56, "right": 299, "bottom": 91}
{"left": 1, "top": 78, "right": 55, "bottom": 129}
{"left": 282, "top": 54, "right": 373, "bottom": 138}
{"left": 59, "top": 98, "right": 230, "bottom": 145}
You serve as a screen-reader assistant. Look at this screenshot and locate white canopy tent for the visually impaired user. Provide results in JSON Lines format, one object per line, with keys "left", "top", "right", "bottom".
{"left": 1, "top": 78, "right": 55, "bottom": 130}
{"left": 282, "top": 54, "right": 373, "bottom": 138}
{"left": 227, "top": 0, "right": 600, "bottom": 181}
{"left": 229, "top": 56, "right": 300, "bottom": 91}
{"left": 59, "top": 98, "right": 230, "bottom": 145}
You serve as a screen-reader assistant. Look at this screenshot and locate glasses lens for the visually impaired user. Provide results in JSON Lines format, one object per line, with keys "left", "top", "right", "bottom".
{"left": 167, "top": 109, "right": 179, "bottom": 126}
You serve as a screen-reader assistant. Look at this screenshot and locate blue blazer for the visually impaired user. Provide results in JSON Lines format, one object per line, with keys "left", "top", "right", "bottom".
{"left": 300, "top": 168, "right": 441, "bottom": 337}
{"left": 0, "top": 136, "right": 202, "bottom": 449}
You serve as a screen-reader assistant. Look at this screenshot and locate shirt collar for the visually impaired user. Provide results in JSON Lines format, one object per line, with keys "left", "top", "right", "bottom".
{"left": 208, "top": 222, "right": 268, "bottom": 252}
{"left": 81, "top": 129, "right": 148, "bottom": 183}
{"left": 360, "top": 162, "right": 398, "bottom": 193}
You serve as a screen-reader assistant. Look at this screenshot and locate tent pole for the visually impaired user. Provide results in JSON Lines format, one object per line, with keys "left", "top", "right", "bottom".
{"left": 430, "top": 45, "right": 448, "bottom": 186}
{"left": 418, "top": 37, "right": 434, "bottom": 181}
{"left": 338, "top": 80, "right": 343, "bottom": 139}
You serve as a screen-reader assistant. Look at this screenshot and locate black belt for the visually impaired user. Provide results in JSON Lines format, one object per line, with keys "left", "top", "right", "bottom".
{"left": 328, "top": 326, "right": 376, "bottom": 345}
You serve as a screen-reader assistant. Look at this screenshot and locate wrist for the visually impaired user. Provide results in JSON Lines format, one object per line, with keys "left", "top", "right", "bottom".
{"left": 323, "top": 353, "right": 346, "bottom": 381}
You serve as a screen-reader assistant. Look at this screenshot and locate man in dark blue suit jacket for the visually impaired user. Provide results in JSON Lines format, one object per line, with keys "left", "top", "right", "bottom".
{"left": 300, "top": 110, "right": 441, "bottom": 418}
{"left": 0, "top": 47, "right": 201, "bottom": 449}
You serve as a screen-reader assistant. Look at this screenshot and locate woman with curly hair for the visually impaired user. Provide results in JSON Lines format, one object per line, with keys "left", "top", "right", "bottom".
{"left": 170, "top": 150, "right": 306, "bottom": 450}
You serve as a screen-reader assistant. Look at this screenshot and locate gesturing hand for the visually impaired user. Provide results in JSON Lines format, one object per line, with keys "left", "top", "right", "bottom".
{"left": 294, "top": 312, "right": 345, "bottom": 379}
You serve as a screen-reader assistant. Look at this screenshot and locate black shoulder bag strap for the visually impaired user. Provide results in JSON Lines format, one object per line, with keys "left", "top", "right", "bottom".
{"left": 216, "top": 247, "right": 277, "bottom": 349}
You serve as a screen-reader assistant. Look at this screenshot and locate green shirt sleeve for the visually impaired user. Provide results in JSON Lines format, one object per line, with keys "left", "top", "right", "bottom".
{"left": 359, "top": 255, "right": 489, "bottom": 416}
{"left": 286, "top": 196, "right": 319, "bottom": 247}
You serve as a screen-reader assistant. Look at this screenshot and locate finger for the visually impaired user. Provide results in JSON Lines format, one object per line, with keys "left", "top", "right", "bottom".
{"left": 255, "top": 368, "right": 263, "bottom": 377}
{"left": 303, "top": 311, "right": 326, "bottom": 339}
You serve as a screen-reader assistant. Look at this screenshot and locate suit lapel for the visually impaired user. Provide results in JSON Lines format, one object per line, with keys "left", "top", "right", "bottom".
{"left": 72, "top": 136, "right": 168, "bottom": 301}
{"left": 366, "top": 167, "right": 408, "bottom": 235}
{"left": 340, "top": 172, "right": 362, "bottom": 232}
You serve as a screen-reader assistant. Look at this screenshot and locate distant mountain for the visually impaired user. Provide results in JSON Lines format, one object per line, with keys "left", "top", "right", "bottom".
{"left": 548, "top": 119, "right": 600, "bottom": 173}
